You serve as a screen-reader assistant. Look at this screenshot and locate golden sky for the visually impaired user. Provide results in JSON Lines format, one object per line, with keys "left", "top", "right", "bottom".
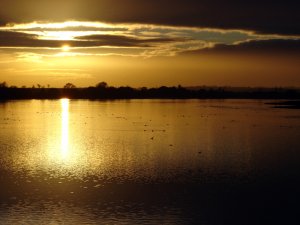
{"left": 0, "top": 1, "right": 299, "bottom": 87}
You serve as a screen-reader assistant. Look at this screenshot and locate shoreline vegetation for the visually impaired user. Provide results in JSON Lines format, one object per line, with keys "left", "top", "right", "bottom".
{"left": 1, "top": 81, "right": 300, "bottom": 101}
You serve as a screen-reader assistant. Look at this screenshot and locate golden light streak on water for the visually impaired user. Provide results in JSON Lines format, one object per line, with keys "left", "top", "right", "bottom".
{"left": 61, "top": 98, "right": 69, "bottom": 160}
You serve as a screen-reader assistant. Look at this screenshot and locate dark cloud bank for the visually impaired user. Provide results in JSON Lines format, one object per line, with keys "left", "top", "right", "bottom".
{"left": 0, "top": 0, "right": 299, "bottom": 35}
{"left": 1, "top": 30, "right": 300, "bottom": 57}
{"left": 0, "top": 31, "right": 177, "bottom": 48}
{"left": 181, "top": 39, "right": 300, "bottom": 55}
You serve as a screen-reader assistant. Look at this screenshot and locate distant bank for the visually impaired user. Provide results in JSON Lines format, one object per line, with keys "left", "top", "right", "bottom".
{"left": 0, "top": 83, "right": 300, "bottom": 100}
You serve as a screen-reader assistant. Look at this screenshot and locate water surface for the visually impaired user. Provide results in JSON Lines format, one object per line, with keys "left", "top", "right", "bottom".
{"left": 0, "top": 99, "right": 299, "bottom": 224}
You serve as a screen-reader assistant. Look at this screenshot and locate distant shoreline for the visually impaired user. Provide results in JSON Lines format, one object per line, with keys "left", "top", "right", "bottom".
{"left": 266, "top": 100, "right": 300, "bottom": 109}
{"left": 1, "top": 86, "right": 300, "bottom": 100}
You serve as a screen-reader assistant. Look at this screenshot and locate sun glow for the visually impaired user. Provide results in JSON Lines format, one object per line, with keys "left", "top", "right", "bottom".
{"left": 0, "top": 21, "right": 113, "bottom": 31}
{"left": 62, "top": 45, "right": 70, "bottom": 52}
{"left": 42, "top": 31, "right": 78, "bottom": 41}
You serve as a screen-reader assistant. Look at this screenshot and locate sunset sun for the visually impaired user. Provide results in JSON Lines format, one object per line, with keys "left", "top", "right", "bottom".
{"left": 62, "top": 44, "right": 70, "bottom": 52}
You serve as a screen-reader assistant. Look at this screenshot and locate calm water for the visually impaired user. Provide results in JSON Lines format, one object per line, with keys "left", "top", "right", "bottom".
{"left": 0, "top": 99, "right": 299, "bottom": 224}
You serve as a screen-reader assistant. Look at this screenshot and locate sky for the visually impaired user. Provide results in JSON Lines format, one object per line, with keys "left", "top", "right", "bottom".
{"left": 0, "top": 0, "right": 299, "bottom": 87}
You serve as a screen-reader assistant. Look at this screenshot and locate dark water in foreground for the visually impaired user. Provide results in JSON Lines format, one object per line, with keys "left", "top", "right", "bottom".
{"left": 0, "top": 99, "right": 299, "bottom": 224}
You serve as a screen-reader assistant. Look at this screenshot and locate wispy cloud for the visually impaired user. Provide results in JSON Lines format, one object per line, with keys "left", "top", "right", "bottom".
{"left": 1, "top": 1, "right": 299, "bottom": 35}
{"left": 180, "top": 39, "right": 300, "bottom": 56}
{"left": 0, "top": 21, "right": 299, "bottom": 58}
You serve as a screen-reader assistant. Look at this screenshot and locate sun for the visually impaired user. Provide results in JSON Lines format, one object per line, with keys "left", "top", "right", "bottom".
{"left": 62, "top": 44, "right": 70, "bottom": 52}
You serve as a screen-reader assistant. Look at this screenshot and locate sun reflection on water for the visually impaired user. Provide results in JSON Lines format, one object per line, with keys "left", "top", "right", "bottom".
{"left": 61, "top": 98, "right": 69, "bottom": 160}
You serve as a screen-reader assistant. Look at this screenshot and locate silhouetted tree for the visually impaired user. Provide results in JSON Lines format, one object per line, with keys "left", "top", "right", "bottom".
{"left": 0, "top": 82, "right": 7, "bottom": 88}
{"left": 64, "top": 83, "right": 76, "bottom": 88}
{"left": 140, "top": 87, "right": 147, "bottom": 90}
{"left": 96, "top": 81, "right": 108, "bottom": 89}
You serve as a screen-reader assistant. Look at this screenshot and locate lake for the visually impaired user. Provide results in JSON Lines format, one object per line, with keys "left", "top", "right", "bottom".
{"left": 0, "top": 99, "right": 299, "bottom": 224}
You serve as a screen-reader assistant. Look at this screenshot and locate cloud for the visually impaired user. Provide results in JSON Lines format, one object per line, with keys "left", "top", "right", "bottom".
{"left": 1, "top": 22, "right": 299, "bottom": 58}
{"left": 181, "top": 39, "right": 300, "bottom": 55}
{"left": 76, "top": 34, "right": 181, "bottom": 46}
{"left": 13, "top": 26, "right": 128, "bottom": 32}
{"left": 0, "top": 0, "right": 299, "bottom": 35}
{"left": 0, "top": 31, "right": 179, "bottom": 48}
{"left": 0, "top": 31, "right": 64, "bottom": 48}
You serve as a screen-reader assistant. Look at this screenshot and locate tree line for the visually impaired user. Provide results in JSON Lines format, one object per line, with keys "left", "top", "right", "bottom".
{"left": 0, "top": 81, "right": 300, "bottom": 100}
